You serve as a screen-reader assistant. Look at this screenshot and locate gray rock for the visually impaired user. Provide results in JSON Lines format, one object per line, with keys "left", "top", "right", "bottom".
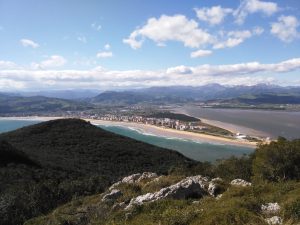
{"left": 102, "top": 189, "right": 122, "bottom": 203}
{"left": 125, "top": 175, "right": 209, "bottom": 210}
{"left": 109, "top": 172, "right": 158, "bottom": 190}
{"left": 121, "top": 173, "right": 142, "bottom": 183}
{"left": 230, "top": 179, "right": 252, "bottom": 187}
{"left": 261, "top": 203, "right": 281, "bottom": 215}
{"left": 137, "top": 172, "right": 158, "bottom": 182}
{"left": 208, "top": 178, "right": 223, "bottom": 196}
{"left": 265, "top": 216, "right": 282, "bottom": 225}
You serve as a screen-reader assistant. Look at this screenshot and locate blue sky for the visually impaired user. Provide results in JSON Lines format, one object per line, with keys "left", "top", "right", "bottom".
{"left": 0, "top": 0, "right": 300, "bottom": 91}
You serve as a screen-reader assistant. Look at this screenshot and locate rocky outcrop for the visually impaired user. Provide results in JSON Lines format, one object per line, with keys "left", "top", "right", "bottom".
{"left": 125, "top": 175, "right": 209, "bottom": 210}
{"left": 208, "top": 177, "right": 223, "bottom": 197}
{"left": 109, "top": 172, "right": 158, "bottom": 190}
{"left": 265, "top": 216, "right": 282, "bottom": 225}
{"left": 261, "top": 203, "right": 281, "bottom": 215}
{"left": 230, "top": 179, "right": 252, "bottom": 187}
{"left": 102, "top": 189, "right": 122, "bottom": 203}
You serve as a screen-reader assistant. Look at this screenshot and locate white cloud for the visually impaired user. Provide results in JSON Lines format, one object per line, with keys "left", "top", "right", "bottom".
{"left": 123, "top": 14, "right": 213, "bottom": 49}
{"left": 1, "top": 58, "right": 299, "bottom": 90}
{"left": 91, "top": 23, "right": 102, "bottom": 31}
{"left": 195, "top": 6, "right": 233, "bottom": 25}
{"left": 271, "top": 15, "right": 300, "bottom": 42}
{"left": 234, "top": 0, "right": 278, "bottom": 24}
{"left": 96, "top": 51, "right": 113, "bottom": 58}
{"left": 213, "top": 27, "right": 263, "bottom": 49}
{"left": 104, "top": 44, "right": 111, "bottom": 50}
{"left": 166, "top": 65, "right": 193, "bottom": 74}
{"left": 0, "top": 60, "right": 18, "bottom": 69}
{"left": 32, "top": 55, "right": 67, "bottom": 69}
{"left": 190, "top": 49, "right": 212, "bottom": 58}
{"left": 77, "top": 36, "right": 87, "bottom": 43}
{"left": 20, "top": 39, "right": 40, "bottom": 48}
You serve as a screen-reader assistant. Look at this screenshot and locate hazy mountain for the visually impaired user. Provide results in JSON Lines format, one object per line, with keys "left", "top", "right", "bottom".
{"left": 0, "top": 95, "right": 93, "bottom": 114}
{"left": 0, "top": 119, "right": 189, "bottom": 225}
{"left": 17, "top": 89, "right": 100, "bottom": 100}
{"left": 91, "top": 84, "right": 300, "bottom": 104}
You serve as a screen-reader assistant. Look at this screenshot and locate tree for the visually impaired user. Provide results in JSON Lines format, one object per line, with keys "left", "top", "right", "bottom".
{"left": 252, "top": 137, "right": 300, "bottom": 182}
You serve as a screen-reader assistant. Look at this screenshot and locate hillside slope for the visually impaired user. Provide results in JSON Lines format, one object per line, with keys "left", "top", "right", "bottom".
{"left": 0, "top": 119, "right": 190, "bottom": 225}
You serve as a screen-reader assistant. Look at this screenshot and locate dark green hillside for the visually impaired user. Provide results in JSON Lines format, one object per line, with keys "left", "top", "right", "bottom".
{"left": 0, "top": 140, "right": 40, "bottom": 167}
{"left": 0, "top": 95, "right": 93, "bottom": 114}
{"left": 0, "top": 119, "right": 190, "bottom": 225}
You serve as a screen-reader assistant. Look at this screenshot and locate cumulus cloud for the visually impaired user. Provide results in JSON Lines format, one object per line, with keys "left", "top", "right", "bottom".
{"left": 20, "top": 39, "right": 40, "bottom": 48}
{"left": 271, "top": 15, "right": 300, "bottom": 42}
{"left": 190, "top": 49, "right": 212, "bottom": 58}
{"left": 1, "top": 58, "right": 299, "bottom": 90}
{"left": 31, "top": 55, "right": 67, "bottom": 69}
{"left": 96, "top": 51, "right": 113, "bottom": 58}
{"left": 195, "top": 6, "right": 233, "bottom": 25}
{"left": 166, "top": 65, "right": 193, "bottom": 74}
{"left": 123, "top": 14, "right": 213, "bottom": 49}
{"left": 213, "top": 27, "right": 263, "bottom": 49}
{"left": 0, "top": 60, "right": 18, "bottom": 69}
{"left": 234, "top": 0, "right": 278, "bottom": 24}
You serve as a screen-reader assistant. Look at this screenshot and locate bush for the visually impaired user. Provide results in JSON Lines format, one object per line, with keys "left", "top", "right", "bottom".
{"left": 252, "top": 137, "right": 300, "bottom": 182}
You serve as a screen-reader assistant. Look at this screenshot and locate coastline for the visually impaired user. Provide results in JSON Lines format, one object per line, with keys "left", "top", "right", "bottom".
{"left": 0, "top": 116, "right": 257, "bottom": 148}
{"left": 172, "top": 108, "right": 270, "bottom": 138}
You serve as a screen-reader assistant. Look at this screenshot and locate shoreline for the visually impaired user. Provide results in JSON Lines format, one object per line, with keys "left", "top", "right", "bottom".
{"left": 172, "top": 108, "right": 270, "bottom": 138}
{"left": 0, "top": 116, "right": 257, "bottom": 148}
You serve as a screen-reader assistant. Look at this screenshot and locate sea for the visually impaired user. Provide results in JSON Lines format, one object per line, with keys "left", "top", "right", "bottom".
{"left": 0, "top": 119, "right": 253, "bottom": 162}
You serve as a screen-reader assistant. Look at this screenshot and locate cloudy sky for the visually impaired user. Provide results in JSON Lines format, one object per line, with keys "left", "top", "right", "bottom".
{"left": 0, "top": 0, "right": 300, "bottom": 91}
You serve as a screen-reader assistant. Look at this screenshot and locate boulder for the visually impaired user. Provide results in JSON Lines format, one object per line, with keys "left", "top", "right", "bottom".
{"left": 125, "top": 175, "right": 209, "bottom": 210}
{"left": 137, "top": 172, "right": 158, "bottom": 182}
{"left": 265, "top": 216, "right": 282, "bottom": 225}
{"left": 121, "top": 173, "right": 142, "bottom": 183}
{"left": 230, "top": 179, "right": 252, "bottom": 187}
{"left": 261, "top": 203, "right": 281, "bottom": 215}
{"left": 109, "top": 172, "right": 158, "bottom": 190}
{"left": 102, "top": 189, "right": 122, "bottom": 203}
{"left": 208, "top": 177, "right": 223, "bottom": 196}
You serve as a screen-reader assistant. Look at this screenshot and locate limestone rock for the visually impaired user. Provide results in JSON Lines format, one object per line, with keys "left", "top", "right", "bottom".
{"left": 265, "top": 216, "right": 282, "bottom": 225}
{"left": 109, "top": 172, "right": 158, "bottom": 190}
{"left": 121, "top": 173, "right": 142, "bottom": 183}
{"left": 208, "top": 177, "right": 223, "bottom": 196}
{"left": 261, "top": 203, "right": 281, "bottom": 215}
{"left": 102, "top": 189, "right": 122, "bottom": 203}
{"left": 137, "top": 172, "right": 158, "bottom": 182}
{"left": 125, "top": 175, "right": 209, "bottom": 210}
{"left": 230, "top": 179, "right": 252, "bottom": 187}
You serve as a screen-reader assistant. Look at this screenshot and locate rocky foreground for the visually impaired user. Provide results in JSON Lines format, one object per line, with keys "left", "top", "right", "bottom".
{"left": 25, "top": 172, "right": 291, "bottom": 225}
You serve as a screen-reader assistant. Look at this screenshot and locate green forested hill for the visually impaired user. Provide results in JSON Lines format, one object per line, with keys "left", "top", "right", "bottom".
{"left": 0, "top": 119, "right": 190, "bottom": 225}
{"left": 0, "top": 95, "right": 93, "bottom": 114}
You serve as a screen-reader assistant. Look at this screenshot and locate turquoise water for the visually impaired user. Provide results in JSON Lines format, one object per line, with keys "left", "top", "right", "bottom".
{"left": 0, "top": 119, "right": 254, "bottom": 162}
{"left": 99, "top": 125, "right": 253, "bottom": 162}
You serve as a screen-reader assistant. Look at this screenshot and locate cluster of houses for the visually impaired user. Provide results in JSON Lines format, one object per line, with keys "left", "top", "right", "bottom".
{"left": 92, "top": 114, "right": 207, "bottom": 131}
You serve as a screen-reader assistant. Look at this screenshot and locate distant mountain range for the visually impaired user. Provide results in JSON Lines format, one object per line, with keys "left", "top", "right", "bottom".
{"left": 1, "top": 84, "right": 300, "bottom": 113}
{"left": 90, "top": 84, "right": 300, "bottom": 105}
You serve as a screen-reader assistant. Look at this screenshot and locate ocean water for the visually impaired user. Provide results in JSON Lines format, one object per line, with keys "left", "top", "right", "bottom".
{"left": 0, "top": 119, "right": 253, "bottom": 162}
{"left": 99, "top": 125, "right": 253, "bottom": 162}
{"left": 181, "top": 106, "right": 300, "bottom": 139}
